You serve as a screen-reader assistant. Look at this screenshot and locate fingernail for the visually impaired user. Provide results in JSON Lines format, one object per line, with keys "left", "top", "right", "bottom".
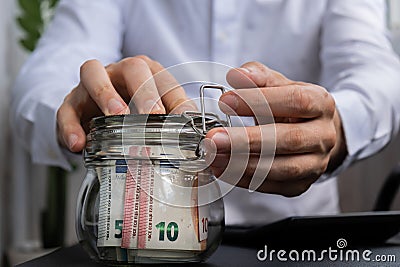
{"left": 203, "top": 138, "right": 217, "bottom": 152}
{"left": 143, "top": 100, "right": 163, "bottom": 114}
{"left": 68, "top": 134, "right": 78, "bottom": 150}
{"left": 211, "top": 132, "right": 230, "bottom": 148}
{"left": 108, "top": 98, "right": 126, "bottom": 114}
{"left": 203, "top": 138, "right": 217, "bottom": 166}
{"left": 220, "top": 94, "right": 238, "bottom": 112}
{"left": 180, "top": 101, "right": 198, "bottom": 112}
{"left": 239, "top": 67, "right": 251, "bottom": 73}
{"left": 242, "top": 66, "right": 258, "bottom": 74}
{"left": 205, "top": 151, "right": 215, "bottom": 167}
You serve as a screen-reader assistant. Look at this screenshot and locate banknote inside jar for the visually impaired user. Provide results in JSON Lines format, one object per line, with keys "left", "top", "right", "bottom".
{"left": 79, "top": 114, "right": 226, "bottom": 263}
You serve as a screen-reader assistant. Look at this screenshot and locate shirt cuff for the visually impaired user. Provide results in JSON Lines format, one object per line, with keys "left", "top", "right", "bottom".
{"left": 31, "top": 102, "right": 75, "bottom": 171}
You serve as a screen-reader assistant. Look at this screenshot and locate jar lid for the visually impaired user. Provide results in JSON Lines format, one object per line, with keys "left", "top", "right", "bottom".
{"left": 85, "top": 113, "right": 226, "bottom": 163}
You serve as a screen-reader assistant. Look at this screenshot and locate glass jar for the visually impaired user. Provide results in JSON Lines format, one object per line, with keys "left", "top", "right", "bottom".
{"left": 76, "top": 113, "right": 225, "bottom": 265}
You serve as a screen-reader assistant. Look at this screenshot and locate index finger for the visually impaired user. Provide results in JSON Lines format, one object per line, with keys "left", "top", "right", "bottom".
{"left": 80, "top": 59, "right": 130, "bottom": 115}
{"left": 115, "top": 57, "right": 166, "bottom": 114}
{"left": 219, "top": 84, "right": 332, "bottom": 118}
{"left": 138, "top": 56, "right": 197, "bottom": 114}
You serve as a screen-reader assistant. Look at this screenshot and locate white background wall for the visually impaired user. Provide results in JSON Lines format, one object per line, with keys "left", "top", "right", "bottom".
{"left": 0, "top": 0, "right": 49, "bottom": 262}
{"left": 0, "top": 0, "right": 400, "bottom": 265}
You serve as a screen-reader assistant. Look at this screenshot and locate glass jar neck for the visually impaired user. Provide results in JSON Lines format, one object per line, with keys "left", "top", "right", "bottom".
{"left": 84, "top": 114, "right": 225, "bottom": 165}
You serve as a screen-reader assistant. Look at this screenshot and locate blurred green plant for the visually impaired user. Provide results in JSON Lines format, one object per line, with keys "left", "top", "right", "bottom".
{"left": 17, "top": 0, "right": 59, "bottom": 51}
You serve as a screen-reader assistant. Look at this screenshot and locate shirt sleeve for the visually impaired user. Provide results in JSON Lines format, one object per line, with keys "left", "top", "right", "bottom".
{"left": 10, "top": 0, "right": 127, "bottom": 170}
{"left": 319, "top": 0, "right": 400, "bottom": 178}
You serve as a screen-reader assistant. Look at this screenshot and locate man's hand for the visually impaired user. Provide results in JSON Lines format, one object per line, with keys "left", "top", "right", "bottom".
{"left": 57, "top": 56, "right": 195, "bottom": 152}
{"left": 206, "top": 62, "right": 347, "bottom": 197}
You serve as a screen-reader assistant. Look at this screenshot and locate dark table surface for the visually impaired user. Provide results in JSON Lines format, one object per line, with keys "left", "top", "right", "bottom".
{"left": 17, "top": 242, "right": 400, "bottom": 267}
{"left": 17, "top": 213, "right": 400, "bottom": 266}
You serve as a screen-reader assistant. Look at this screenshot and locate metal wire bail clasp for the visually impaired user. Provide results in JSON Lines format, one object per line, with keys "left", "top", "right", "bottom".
{"left": 182, "top": 84, "right": 232, "bottom": 159}
{"left": 200, "top": 84, "right": 232, "bottom": 135}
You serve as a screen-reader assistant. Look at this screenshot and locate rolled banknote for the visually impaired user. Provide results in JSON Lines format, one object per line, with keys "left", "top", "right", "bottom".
{"left": 97, "top": 146, "right": 209, "bottom": 252}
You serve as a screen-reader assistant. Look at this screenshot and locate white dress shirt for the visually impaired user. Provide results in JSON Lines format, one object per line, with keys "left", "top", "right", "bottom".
{"left": 11, "top": 0, "right": 400, "bottom": 226}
